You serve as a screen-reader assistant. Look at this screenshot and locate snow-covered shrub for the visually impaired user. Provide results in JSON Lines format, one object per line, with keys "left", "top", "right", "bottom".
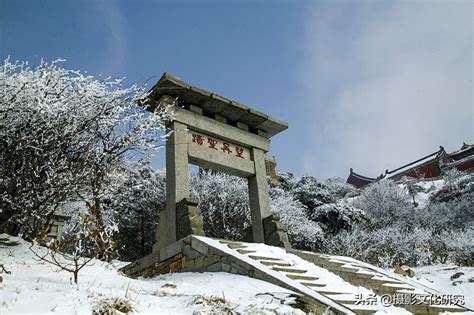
{"left": 445, "top": 228, "right": 474, "bottom": 266}
{"left": 431, "top": 172, "right": 474, "bottom": 203}
{"left": 320, "top": 225, "right": 373, "bottom": 260}
{"left": 311, "top": 203, "right": 368, "bottom": 235}
{"left": 189, "top": 171, "right": 324, "bottom": 250}
{"left": 270, "top": 187, "right": 324, "bottom": 251}
{"left": 353, "top": 179, "right": 411, "bottom": 229}
{"left": 60, "top": 203, "right": 118, "bottom": 263}
{"left": 276, "top": 172, "right": 299, "bottom": 191}
{"left": 322, "top": 177, "right": 357, "bottom": 199}
{"left": 190, "top": 170, "right": 251, "bottom": 240}
{"left": 0, "top": 58, "right": 170, "bottom": 240}
{"left": 292, "top": 176, "right": 336, "bottom": 212}
{"left": 93, "top": 298, "right": 134, "bottom": 315}
{"left": 30, "top": 207, "right": 118, "bottom": 283}
{"left": 192, "top": 294, "right": 234, "bottom": 313}
{"left": 322, "top": 226, "right": 437, "bottom": 268}
{"left": 418, "top": 191, "right": 474, "bottom": 231}
{"left": 106, "top": 162, "right": 166, "bottom": 261}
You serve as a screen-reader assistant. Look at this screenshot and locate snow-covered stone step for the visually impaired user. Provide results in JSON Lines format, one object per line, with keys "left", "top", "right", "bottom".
{"left": 236, "top": 249, "right": 256, "bottom": 254}
{"left": 314, "top": 289, "right": 353, "bottom": 295}
{"left": 381, "top": 282, "right": 415, "bottom": 289}
{"left": 396, "top": 288, "right": 427, "bottom": 295}
{"left": 271, "top": 266, "right": 308, "bottom": 273}
{"left": 259, "top": 260, "right": 292, "bottom": 267}
{"left": 371, "top": 275, "right": 405, "bottom": 284}
{"left": 325, "top": 293, "right": 359, "bottom": 305}
{"left": 226, "top": 243, "right": 247, "bottom": 249}
{"left": 248, "top": 255, "right": 281, "bottom": 261}
{"left": 285, "top": 274, "right": 320, "bottom": 281}
{"left": 299, "top": 281, "right": 327, "bottom": 288}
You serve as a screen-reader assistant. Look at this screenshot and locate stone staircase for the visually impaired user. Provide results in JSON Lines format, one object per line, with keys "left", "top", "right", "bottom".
{"left": 288, "top": 250, "right": 470, "bottom": 314}
{"left": 219, "top": 239, "right": 468, "bottom": 314}
{"left": 121, "top": 236, "right": 471, "bottom": 314}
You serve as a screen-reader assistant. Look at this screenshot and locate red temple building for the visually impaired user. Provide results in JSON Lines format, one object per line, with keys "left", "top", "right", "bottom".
{"left": 347, "top": 143, "right": 474, "bottom": 188}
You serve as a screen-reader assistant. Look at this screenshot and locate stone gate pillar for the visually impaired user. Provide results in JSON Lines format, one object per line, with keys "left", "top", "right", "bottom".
{"left": 248, "top": 148, "right": 271, "bottom": 243}
{"left": 156, "top": 120, "right": 190, "bottom": 249}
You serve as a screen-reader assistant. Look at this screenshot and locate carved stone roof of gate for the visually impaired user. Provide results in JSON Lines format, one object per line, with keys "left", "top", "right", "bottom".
{"left": 147, "top": 72, "right": 288, "bottom": 138}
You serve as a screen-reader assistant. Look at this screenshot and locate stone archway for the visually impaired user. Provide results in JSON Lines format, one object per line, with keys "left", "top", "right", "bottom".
{"left": 146, "top": 73, "right": 290, "bottom": 251}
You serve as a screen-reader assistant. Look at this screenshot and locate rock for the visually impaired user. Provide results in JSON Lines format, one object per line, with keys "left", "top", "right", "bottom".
{"left": 161, "top": 282, "right": 177, "bottom": 289}
{"left": 450, "top": 272, "right": 464, "bottom": 281}
{"left": 394, "top": 265, "right": 415, "bottom": 277}
{"left": 0, "top": 239, "right": 20, "bottom": 246}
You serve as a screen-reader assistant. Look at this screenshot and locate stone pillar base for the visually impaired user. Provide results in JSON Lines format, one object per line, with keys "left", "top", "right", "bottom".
{"left": 243, "top": 214, "right": 291, "bottom": 249}
{"left": 176, "top": 198, "right": 205, "bottom": 240}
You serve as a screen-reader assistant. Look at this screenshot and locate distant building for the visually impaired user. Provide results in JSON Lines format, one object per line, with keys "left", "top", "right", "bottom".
{"left": 347, "top": 142, "right": 474, "bottom": 188}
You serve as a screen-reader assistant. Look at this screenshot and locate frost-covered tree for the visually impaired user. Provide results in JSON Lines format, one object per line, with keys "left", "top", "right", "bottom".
{"left": 106, "top": 161, "right": 166, "bottom": 261}
{"left": 352, "top": 179, "right": 411, "bottom": 229}
{"left": 30, "top": 210, "right": 117, "bottom": 283}
{"left": 311, "top": 202, "right": 367, "bottom": 235}
{"left": 322, "top": 226, "right": 437, "bottom": 267}
{"left": 270, "top": 187, "right": 323, "bottom": 251}
{"left": 445, "top": 228, "right": 474, "bottom": 266}
{"left": 0, "top": 58, "right": 171, "bottom": 240}
{"left": 415, "top": 192, "right": 474, "bottom": 231}
{"left": 292, "top": 176, "right": 336, "bottom": 213}
{"left": 189, "top": 170, "right": 322, "bottom": 250}
{"left": 276, "top": 172, "right": 299, "bottom": 191}
{"left": 190, "top": 170, "right": 251, "bottom": 240}
{"left": 431, "top": 170, "right": 473, "bottom": 203}
{"left": 322, "top": 177, "right": 357, "bottom": 199}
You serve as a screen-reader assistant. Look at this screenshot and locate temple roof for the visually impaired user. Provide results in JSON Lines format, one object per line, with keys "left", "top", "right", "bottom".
{"left": 346, "top": 168, "right": 384, "bottom": 188}
{"left": 448, "top": 142, "right": 474, "bottom": 161}
{"left": 384, "top": 146, "right": 445, "bottom": 178}
{"left": 347, "top": 143, "right": 474, "bottom": 187}
{"left": 146, "top": 72, "right": 288, "bottom": 138}
{"left": 349, "top": 168, "right": 383, "bottom": 181}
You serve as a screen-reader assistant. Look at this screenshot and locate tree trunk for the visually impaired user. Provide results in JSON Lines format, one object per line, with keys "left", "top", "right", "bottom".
{"left": 141, "top": 213, "right": 145, "bottom": 257}
{"left": 73, "top": 271, "right": 78, "bottom": 284}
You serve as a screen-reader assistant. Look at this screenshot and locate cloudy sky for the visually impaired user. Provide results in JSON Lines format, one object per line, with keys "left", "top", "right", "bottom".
{"left": 1, "top": 0, "right": 472, "bottom": 179}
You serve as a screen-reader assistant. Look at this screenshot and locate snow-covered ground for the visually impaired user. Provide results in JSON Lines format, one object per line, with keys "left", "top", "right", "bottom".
{"left": 0, "top": 235, "right": 302, "bottom": 314}
{"left": 2, "top": 235, "right": 473, "bottom": 314}
{"left": 411, "top": 265, "right": 474, "bottom": 311}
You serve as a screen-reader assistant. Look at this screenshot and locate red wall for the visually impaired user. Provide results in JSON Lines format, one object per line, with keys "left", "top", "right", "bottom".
{"left": 403, "top": 161, "right": 441, "bottom": 179}
{"left": 454, "top": 159, "right": 474, "bottom": 172}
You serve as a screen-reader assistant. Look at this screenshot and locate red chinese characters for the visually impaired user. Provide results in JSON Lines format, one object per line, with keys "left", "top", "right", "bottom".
{"left": 207, "top": 138, "right": 218, "bottom": 150}
{"left": 192, "top": 134, "right": 204, "bottom": 145}
{"left": 235, "top": 147, "right": 244, "bottom": 158}
{"left": 191, "top": 133, "right": 245, "bottom": 159}
{"left": 221, "top": 143, "right": 232, "bottom": 154}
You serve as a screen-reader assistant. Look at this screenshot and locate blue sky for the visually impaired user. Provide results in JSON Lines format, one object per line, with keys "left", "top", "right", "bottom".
{"left": 1, "top": 0, "right": 472, "bottom": 179}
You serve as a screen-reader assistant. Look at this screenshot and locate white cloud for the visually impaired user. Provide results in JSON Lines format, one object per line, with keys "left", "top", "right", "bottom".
{"left": 93, "top": 1, "right": 127, "bottom": 73}
{"left": 303, "top": 0, "right": 473, "bottom": 179}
